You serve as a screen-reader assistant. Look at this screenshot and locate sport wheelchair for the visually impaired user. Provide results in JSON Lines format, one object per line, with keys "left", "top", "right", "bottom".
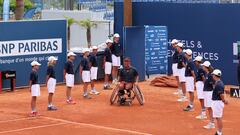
{"left": 110, "top": 83, "right": 145, "bottom": 106}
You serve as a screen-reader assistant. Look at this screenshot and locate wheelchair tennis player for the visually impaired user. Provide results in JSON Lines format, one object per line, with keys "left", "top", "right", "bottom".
{"left": 110, "top": 57, "right": 144, "bottom": 106}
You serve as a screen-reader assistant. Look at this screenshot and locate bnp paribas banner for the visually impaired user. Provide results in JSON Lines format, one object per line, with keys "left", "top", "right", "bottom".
{"left": 0, "top": 20, "right": 67, "bottom": 88}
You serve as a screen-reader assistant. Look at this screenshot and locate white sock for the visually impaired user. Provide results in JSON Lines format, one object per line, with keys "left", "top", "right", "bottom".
{"left": 217, "top": 131, "right": 222, "bottom": 135}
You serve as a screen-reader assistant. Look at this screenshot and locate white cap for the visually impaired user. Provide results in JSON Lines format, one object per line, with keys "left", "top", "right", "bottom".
{"left": 201, "top": 61, "right": 211, "bottom": 67}
{"left": 113, "top": 33, "right": 120, "bottom": 38}
{"left": 67, "top": 52, "right": 76, "bottom": 57}
{"left": 83, "top": 48, "right": 90, "bottom": 53}
{"left": 106, "top": 39, "right": 113, "bottom": 43}
{"left": 31, "top": 61, "right": 41, "bottom": 66}
{"left": 185, "top": 49, "right": 192, "bottom": 55}
{"left": 171, "top": 39, "right": 179, "bottom": 44}
{"left": 212, "top": 69, "right": 222, "bottom": 77}
{"left": 177, "top": 42, "right": 183, "bottom": 48}
{"left": 92, "top": 46, "right": 98, "bottom": 50}
{"left": 48, "top": 56, "right": 58, "bottom": 62}
{"left": 194, "top": 56, "right": 203, "bottom": 62}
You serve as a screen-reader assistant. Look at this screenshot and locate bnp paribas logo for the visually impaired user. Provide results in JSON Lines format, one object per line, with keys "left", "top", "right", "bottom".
{"left": 233, "top": 41, "right": 240, "bottom": 64}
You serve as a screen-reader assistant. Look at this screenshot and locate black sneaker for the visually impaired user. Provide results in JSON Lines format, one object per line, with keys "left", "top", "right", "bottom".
{"left": 183, "top": 105, "right": 194, "bottom": 112}
{"left": 120, "top": 96, "right": 126, "bottom": 105}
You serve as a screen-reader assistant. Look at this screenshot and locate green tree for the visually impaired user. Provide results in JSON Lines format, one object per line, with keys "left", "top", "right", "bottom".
{"left": 65, "top": 17, "right": 77, "bottom": 50}
{"left": 77, "top": 19, "right": 97, "bottom": 48}
{"left": 0, "top": 0, "right": 33, "bottom": 20}
{"left": 15, "top": 0, "right": 24, "bottom": 20}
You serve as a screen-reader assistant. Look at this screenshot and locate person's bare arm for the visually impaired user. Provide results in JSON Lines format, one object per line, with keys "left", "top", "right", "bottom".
{"left": 103, "top": 56, "right": 106, "bottom": 69}
{"left": 191, "top": 70, "right": 196, "bottom": 83}
{"left": 135, "top": 76, "right": 139, "bottom": 85}
{"left": 220, "top": 93, "right": 228, "bottom": 104}
{"left": 29, "top": 80, "right": 32, "bottom": 92}
{"left": 80, "top": 66, "right": 83, "bottom": 75}
{"left": 201, "top": 75, "right": 205, "bottom": 82}
{"left": 46, "top": 75, "right": 50, "bottom": 85}
{"left": 63, "top": 69, "right": 66, "bottom": 81}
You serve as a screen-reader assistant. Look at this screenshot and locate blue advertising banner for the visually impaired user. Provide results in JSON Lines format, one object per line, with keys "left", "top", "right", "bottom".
{"left": 114, "top": 2, "right": 240, "bottom": 85}
{"left": 3, "top": 0, "right": 10, "bottom": 21}
{"left": 145, "top": 25, "right": 168, "bottom": 75}
{"left": 0, "top": 20, "right": 67, "bottom": 88}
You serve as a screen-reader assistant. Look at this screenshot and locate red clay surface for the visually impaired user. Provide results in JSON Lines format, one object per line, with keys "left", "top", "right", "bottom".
{"left": 0, "top": 81, "right": 239, "bottom": 135}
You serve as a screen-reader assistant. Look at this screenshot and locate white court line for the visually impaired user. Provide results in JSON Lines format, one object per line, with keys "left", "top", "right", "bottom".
{"left": 0, "top": 117, "right": 33, "bottom": 124}
{"left": 0, "top": 123, "right": 67, "bottom": 134}
{"left": 42, "top": 116, "right": 153, "bottom": 135}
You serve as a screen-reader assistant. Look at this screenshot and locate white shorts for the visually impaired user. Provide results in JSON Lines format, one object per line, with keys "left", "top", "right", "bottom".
{"left": 204, "top": 91, "right": 213, "bottom": 108}
{"left": 66, "top": 73, "right": 74, "bottom": 87}
{"left": 172, "top": 63, "right": 178, "bottom": 76}
{"left": 196, "top": 81, "right": 204, "bottom": 99}
{"left": 178, "top": 68, "right": 186, "bottom": 82}
{"left": 112, "top": 54, "right": 121, "bottom": 67}
{"left": 47, "top": 78, "right": 56, "bottom": 93}
{"left": 82, "top": 71, "right": 91, "bottom": 83}
{"left": 186, "top": 76, "right": 194, "bottom": 92}
{"left": 31, "top": 84, "right": 40, "bottom": 97}
{"left": 105, "top": 62, "right": 112, "bottom": 75}
{"left": 90, "top": 67, "right": 98, "bottom": 80}
{"left": 212, "top": 101, "right": 224, "bottom": 118}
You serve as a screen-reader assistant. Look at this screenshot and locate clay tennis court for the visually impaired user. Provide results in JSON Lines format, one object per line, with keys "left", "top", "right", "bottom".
{"left": 0, "top": 81, "right": 239, "bottom": 135}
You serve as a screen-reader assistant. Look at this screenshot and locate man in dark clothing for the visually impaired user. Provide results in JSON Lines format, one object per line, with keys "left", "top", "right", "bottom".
{"left": 118, "top": 58, "right": 139, "bottom": 103}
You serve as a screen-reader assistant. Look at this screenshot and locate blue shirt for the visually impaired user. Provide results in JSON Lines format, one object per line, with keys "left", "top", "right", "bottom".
{"left": 196, "top": 66, "right": 206, "bottom": 82}
{"left": 185, "top": 59, "right": 195, "bottom": 77}
{"left": 30, "top": 70, "right": 38, "bottom": 85}
{"left": 89, "top": 54, "right": 98, "bottom": 67}
{"left": 177, "top": 52, "right": 186, "bottom": 69}
{"left": 64, "top": 61, "right": 74, "bottom": 74}
{"left": 111, "top": 42, "right": 122, "bottom": 57}
{"left": 212, "top": 80, "right": 225, "bottom": 101}
{"left": 47, "top": 66, "right": 56, "bottom": 79}
{"left": 204, "top": 73, "right": 214, "bottom": 91}
{"left": 104, "top": 48, "right": 112, "bottom": 62}
{"left": 119, "top": 66, "right": 138, "bottom": 83}
{"left": 172, "top": 49, "right": 179, "bottom": 63}
{"left": 80, "top": 57, "right": 90, "bottom": 71}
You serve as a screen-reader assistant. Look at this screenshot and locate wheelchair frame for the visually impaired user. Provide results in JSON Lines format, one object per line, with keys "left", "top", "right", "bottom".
{"left": 110, "top": 84, "right": 145, "bottom": 106}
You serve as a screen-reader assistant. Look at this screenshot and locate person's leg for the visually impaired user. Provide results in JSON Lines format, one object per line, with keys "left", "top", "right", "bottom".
{"left": 189, "top": 92, "right": 194, "bottom": 107}
{"left": 125, "top": 83, "right": 133, "bottom": 98}
{"left": 91, "top": 80, "right": 95, "bottom": 90}
{"left": 199, "top": 99, "right": 206, "bottom": 114}
{"left": 48, "top": 93, "right": 53, "bottom": 107}
{"left": 104, "top": 74, "right": 108, "bottom": 86}
{"left": 216, "top": 118, "right": 223, "bottom": 134}
{"left": 83, "top": 83, "right": 88, "bottom": 95}
{"left": 176, "top": 76, "right": 182, "bottom": 91}
{"left": 118, "top": 82, "right": 125, "bottom": 96}
{"left": 204, "top": 107, "right": 215, "bottom": 129}
{"left": 181, "top": 82, "right": 186, "bottom": 96}
{"left": 83, "top": 82, "right": 91, "bottom": 99}
{"left": 31, "top": 96, "right": 37, "bottom": 112}
{"left": 112, "top": 66, "right": 118, "bottom": 81}
{"left": 66, "top": 87, "right": 72, "bottom": 100}
{"left": 209, "top": 108, "right": 214, "bottom": 123}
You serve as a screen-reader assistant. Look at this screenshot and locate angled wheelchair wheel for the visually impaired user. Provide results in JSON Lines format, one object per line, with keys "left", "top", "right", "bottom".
{"left": 110, "top": 85, "right": 119, "bottom": 105}
{"left": 133, "top": 85, "right": 145, "bottom": 105}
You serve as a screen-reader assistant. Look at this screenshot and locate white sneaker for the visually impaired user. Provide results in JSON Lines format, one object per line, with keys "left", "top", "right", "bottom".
{"left": 173, "top": 91, "right": 179, "bottom": 95}
{"left": 196, "top": 114, "right": 207, "bottom": 120}
{"left": 93, "top": 91, "right": 100, "bottom": 95}
{"left": 173, "top": 90, "right": 183, "bottom": 96}
{"left": 203, "top": 122, "right": 215, "bottom": 129}
{"left": 177, "top": 96, "right": 187, "bottom": 102}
